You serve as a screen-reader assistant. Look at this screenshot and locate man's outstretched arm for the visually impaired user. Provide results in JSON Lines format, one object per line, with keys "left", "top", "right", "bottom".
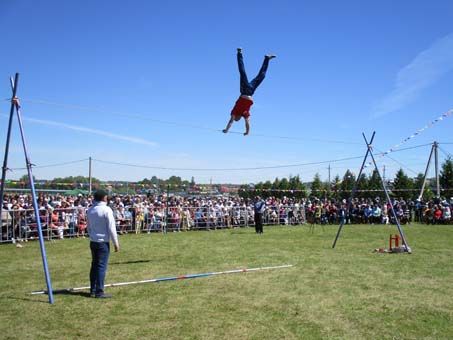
{"left": 244, "top": 117, "right": 250, "bottom": 136}
{"left": 223, "top": 116, "right": 234, "bottom": 133}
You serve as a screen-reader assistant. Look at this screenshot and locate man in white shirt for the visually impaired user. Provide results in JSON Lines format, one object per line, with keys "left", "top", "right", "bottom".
{"left": 87, "top": 190, "right": 119, "bottom": 298}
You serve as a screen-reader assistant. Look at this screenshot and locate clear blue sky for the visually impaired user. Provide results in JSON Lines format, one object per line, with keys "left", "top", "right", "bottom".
{"left": 1, "top": 0, "right": 453, "bottom": 184}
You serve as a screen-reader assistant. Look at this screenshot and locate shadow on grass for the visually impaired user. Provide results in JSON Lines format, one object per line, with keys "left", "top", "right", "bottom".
{"left": 24, "top": 290, "right": 93, "bottom": 299}
{"left": 52, "top": 290, "right": 92, "bottom": 298}
{"left": 4, "top": 295, "right": 49, "bottom": 304}
{"left": 110, "top": 259, "right": 155, "bottom": 265}
{"left": 229, "top": 230, "right": 255, "bottom": 235}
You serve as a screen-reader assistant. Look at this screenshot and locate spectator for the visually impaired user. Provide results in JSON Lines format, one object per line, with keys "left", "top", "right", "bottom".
{"left": 87, "top": 190, "right": 119, "bottom": 299}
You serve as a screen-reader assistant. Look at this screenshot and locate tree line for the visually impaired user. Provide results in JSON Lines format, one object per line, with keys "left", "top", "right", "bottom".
{"left": 240, "top": 157, "right": 453, "bottom": 201}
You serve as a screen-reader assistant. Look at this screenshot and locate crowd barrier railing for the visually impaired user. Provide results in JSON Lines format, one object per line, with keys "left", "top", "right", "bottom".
{"left": 1, "top": 205, "right": 309, "bottom": 243}
{"left": 3, "top": 204, "right": 449, "bottom": 244}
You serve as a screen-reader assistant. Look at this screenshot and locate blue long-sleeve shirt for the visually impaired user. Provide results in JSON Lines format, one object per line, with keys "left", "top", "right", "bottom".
{"left": 254, "top": 200, "right": 266, "bottom": 214}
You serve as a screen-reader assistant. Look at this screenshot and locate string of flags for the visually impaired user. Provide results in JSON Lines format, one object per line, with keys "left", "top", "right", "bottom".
{"left": 364, "top": 108, "right": 453, "bottom": 169}
{"left": 239, "top": 188, "right": 445, "bottom": 193}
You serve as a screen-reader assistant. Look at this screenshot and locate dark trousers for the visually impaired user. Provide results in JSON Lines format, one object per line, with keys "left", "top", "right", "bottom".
{"left": 254, "top": 213, "right": 263, "bottom": 234}
{"left": 238, "top": 52, "right": 270, "bottom": 96}
{"left": 90, "top": 241, "right": 110, "bottom": 295}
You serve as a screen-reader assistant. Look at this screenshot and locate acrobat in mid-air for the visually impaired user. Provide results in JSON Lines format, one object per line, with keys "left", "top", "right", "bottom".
{"left": 223, "top": 48, "right": 276, "bottom": 136}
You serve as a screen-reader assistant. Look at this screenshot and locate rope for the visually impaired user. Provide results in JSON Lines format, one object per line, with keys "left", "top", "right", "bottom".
{"left": 438, "top": 145, "right": 452, "bottom": 159}
{"left": 92, "top": 155, "right": 365, "bottom": 171}
{"left": 20, "top": 98, "right": 361, "bottom": 145}
{"left": 8, "top": 158, "right": 89, "bottom": 171}
{"left": 2, "top": 144, "right": 432, "bottom": 173}
{"left": 374, "top": 148, "right": 419, "bottom": 175}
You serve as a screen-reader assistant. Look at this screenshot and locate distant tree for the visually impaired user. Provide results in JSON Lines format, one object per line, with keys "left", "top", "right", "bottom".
{"left": 330, "top": 175, "right": 341, "bottom": 201}
{"left": 251, "top": 180, "right": 264, "bottom": 197}
{"left": 340, "top": 170, "right": 355, "bottom": 200}
{"left": 272, "top": 178, "right": 280, "bottom": 190}
{"left": 139, "top": 178, "right": 152, "bottom": 185}
{"left": 269, "top": 177, "right": 281, "bottom": 198}
{"left": 19, "top": 174, "right": 36, "bottom": 183}
{"left": 289, "top": 175, "right": 307, "bottom": 198}
{"left": 440, "top": 157, "right": 453, "bottom": 198}
{"left": 310, "top": 173, "right": 323, "bottom": 199}
{"left": 356, "top": 173, "right": 368, "bottom": 198}
{"left": 368, "top": 169, "right": 384, "bottom": 201}
{"left": 238, "top": 184, "right": 251, "bottom": 199}
{"left": 392, "top": 168, "right": 413, "bottom": 201}
{"left": 413, "top": 173, "right": 425, "bottom": 200}
{"left": 279, "top": 178, "right": 289, "bottom": 190}
{"left": 368, "top": 169, "right": 381, "bottom": 190}
{"left": 262, "top": 180, "right": 272, "bottom": 190}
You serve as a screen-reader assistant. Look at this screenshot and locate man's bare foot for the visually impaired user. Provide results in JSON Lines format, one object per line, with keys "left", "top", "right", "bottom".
{"left": 223, "top": 129, "right": 228, "bottom": 133}
{"left": 265, "top": 54, "right": 276, "bottom": 60}
{"left": 243, "top": 131, "right": 249, "bottom": 136}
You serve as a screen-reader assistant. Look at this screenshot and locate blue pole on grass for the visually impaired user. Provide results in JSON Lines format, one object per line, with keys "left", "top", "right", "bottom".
{"left": 332, "top": 132, "right": 375, "bottom": 248}
{"left": 11, "top": 73, "right": 55, "bottom": 303}
{"left": 0, "top": 74, "right": 19, "bottom": 233}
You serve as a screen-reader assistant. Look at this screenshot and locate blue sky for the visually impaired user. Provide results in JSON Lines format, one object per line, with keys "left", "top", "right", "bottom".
{"left": 1, "top": 0, "right": 453, "bottom": 184}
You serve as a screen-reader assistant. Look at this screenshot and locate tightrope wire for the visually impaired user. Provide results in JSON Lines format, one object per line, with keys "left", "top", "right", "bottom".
{"left": 20, "top": 98, "right": 361, "bottom": 145}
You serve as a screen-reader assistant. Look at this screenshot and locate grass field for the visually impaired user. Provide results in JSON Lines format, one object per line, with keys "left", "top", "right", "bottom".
{"left": 1, "top": 223, "right": 453, "bottom": 339}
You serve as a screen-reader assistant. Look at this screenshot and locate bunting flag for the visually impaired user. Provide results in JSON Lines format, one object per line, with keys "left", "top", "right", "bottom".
{"left": 240, "top": 188, "right": 445, "bottom": 193}
{"left": 363, "top": 109, "right": 453, "bottom": 169}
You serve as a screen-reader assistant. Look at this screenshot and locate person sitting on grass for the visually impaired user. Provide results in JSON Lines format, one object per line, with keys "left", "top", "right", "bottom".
{"left": 223, "top": 48, "right": 276, "bottom": 136}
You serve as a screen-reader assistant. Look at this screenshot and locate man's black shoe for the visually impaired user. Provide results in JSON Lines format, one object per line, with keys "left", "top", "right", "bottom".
{"left": 95, "top": 293, "right": 112, "bottom": 299}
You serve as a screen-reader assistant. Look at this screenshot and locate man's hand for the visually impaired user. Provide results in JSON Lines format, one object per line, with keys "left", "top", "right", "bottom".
{"left": 12, "top": 97, "right": 21, "bottom": 108}
{"left": 114, "top": 244, "right": 120, "bottom": 252}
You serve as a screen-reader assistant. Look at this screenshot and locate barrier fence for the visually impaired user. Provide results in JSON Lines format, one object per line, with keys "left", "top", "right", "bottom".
{"left": 1, "top": 203, "right": 451, "bottom": 244}
{"left": 0, "top": 205, "right": 308, "bottom": 243}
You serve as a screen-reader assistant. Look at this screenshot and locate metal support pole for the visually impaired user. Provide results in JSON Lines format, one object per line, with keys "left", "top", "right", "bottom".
{"left": 434, "top": 141, "right": 440, "bottom": 198}
{"left": 11, "top": 73, "right": 55, "bottom": 303}
{"left": 328, "top": 164, "right": 331, "bottom": 185}
{"left": 418, "top": 143, "right": 435, "bottom": 201}
{"left": 332, "top": 132, "right": 375, "bottom": 248}
{"left": 164, "top": 184, "right": 169, "bottom": 234}
{"left": 333, "top": 132, "right": 411, "bottom": 252}
{"left": 0, "top": 74, "right": 18, "bottom": 225}
{"left": 88, "top": 157, "right": 92, "bottom": 195}
{"left": 367, "top": 142, "right": 410, "bottom": 252}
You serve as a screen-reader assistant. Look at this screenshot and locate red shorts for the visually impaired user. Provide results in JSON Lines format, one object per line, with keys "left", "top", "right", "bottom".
{"left": 231, "top": 96, "right": 253, "bottom": 119}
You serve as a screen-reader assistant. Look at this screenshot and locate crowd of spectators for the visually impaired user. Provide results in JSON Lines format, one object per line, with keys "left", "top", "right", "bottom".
{"left": 1, "top": 192, "right": 452, "bottom": 244}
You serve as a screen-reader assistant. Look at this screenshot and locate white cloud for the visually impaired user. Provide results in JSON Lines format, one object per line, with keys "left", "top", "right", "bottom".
{"left": 20, "top": 116, "right": 159, "bottom": 147}
{"left": 372, "top": 32, "right": 453, "bottom": 118}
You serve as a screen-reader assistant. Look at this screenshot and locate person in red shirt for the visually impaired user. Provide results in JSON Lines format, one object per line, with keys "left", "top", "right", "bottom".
{"left": 77, "top": 208, "right": 87, "bottom": 238}
{"left": 433, "top": 205, "right": 443, "bottom": 224}
{"left": 223, "top": 48, "right": 276, "bottom": 136}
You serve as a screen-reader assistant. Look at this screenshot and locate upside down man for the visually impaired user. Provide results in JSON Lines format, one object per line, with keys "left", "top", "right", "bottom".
{"left": 223, "top": 48, "right": 276, "bottom": 136}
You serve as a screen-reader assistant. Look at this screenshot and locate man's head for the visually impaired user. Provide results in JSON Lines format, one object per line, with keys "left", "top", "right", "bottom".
{"left": 94, "top": 190, "right": 108, "bottom": 202}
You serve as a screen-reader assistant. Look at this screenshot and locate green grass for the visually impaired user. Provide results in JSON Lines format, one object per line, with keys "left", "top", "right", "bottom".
{"left": 1, "top": 224, "right": 453, "bottom": 339}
